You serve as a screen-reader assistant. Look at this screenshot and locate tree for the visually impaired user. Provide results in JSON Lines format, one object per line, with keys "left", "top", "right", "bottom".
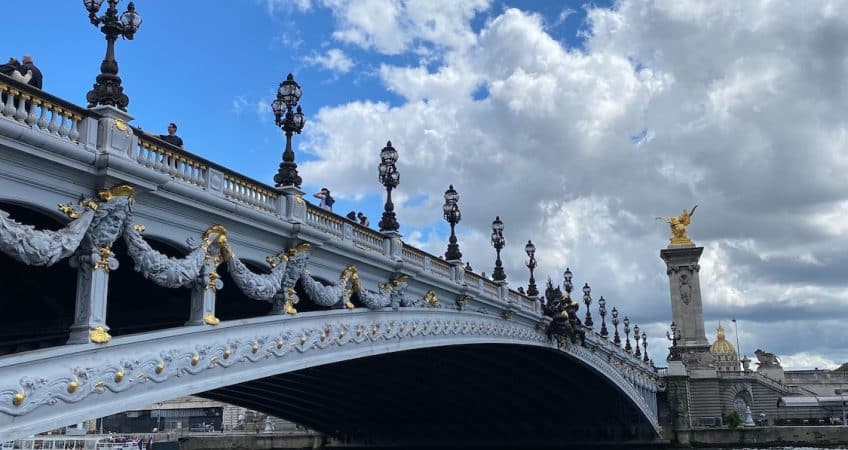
{"left": 725, "top": 411, "right": 742, "bottom": 429}
{"left": 835, "top": 362, "right": 848, "bottom": 372}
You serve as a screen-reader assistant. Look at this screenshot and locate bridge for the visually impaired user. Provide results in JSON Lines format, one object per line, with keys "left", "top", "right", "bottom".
{"left": 0, "top": 75, "right": 661, "bottom": 445}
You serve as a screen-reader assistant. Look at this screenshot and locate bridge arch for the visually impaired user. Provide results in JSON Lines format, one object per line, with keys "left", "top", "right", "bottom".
{"left": 0, "top": 309, "right": 658, "bottom": 442}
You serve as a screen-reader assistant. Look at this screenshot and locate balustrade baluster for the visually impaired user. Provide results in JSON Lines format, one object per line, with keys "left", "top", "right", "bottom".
{"left": 58, "top": 114, "right": 70, "bottom": 139}
{"left": 47, "top": 109, "right": 59, "bottom": 134}
{"left": 69, "top": 115, "right": 80, "bottom": 141}
{"left": 25, "top": 99, "right": 37, "bottom": 126}
{"left": 13, "top": 94, "right": 27, "bottom": 122}
{"left": 2, "top": 88, "right": 15, "bottom": 117}
{"left": 36, "top": 103, "right": 47, "bottom": 129}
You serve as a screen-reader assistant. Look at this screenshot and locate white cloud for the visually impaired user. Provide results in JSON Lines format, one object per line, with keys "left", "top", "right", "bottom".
{"left": 231, "top": 96, "right": 248, "bottom": 114}
{"left": 303, "top": 48, "right": 355, "bottom": 73}
{"left": 295, "top": 1, "right": 848, "bottom": 368}
{"left": 318, "top": 0, "right": 490, "bottom": 55}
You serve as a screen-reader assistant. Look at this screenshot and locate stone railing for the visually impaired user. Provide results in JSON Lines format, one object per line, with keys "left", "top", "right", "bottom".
{"left": 133, "top": 132, "right": 207, "bottom": 187}
{"left": 0, "top": 75, "right": 90, "bottom": 144}
{"left": 350, "top": 223, "right": 385, "bottom": 253}
{"left": 222, "top": 175, "right": 276, "bottom": 213}
{"left": 430, "top": 256, "right": 453, "bottom": 280}
{"left": 401, "top": 244, "right": 426, "bottom": 269}
{"left": 305, "top": 203, "right": 345, "bottom": 238}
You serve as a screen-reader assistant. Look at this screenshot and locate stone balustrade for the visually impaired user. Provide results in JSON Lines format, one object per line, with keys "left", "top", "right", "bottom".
{"left": 0, "top": 76, "right": 87, "bottom": 144}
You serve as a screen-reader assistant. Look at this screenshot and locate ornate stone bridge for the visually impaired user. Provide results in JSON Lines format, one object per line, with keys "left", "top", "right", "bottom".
{"left": 0, "top": 76, "right": 661, "bottom": 445}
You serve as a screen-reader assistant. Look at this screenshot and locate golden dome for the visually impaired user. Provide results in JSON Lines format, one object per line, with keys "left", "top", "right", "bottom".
{"left": 710, "top": 322, "right": 736, "bottom": 355}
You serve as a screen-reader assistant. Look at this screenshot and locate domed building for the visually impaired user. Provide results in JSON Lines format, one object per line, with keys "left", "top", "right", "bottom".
{"left": 710, "top": 323, "right": 739, "bottom": 372}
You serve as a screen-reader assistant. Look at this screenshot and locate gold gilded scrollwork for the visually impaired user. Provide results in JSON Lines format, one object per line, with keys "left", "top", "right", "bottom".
{"left": 294, "top": 195, "right": 305, "bottom": 206}
{"left": 340, "top": 265, "right": 360, "bottom": 309}
{"left": 12, "top": 391, "right": 24, "bottom": 407}
{"left": 456, "top": 295, "right": 472, "bottom": 308}
{"left": 191, "top": 354, "right": 200, "bottom": 366}
{"left": 114, "top": 370, "right": 125, "bottom": 383}
{"left": 287, "top": 242, "right": 310, "bottom": 256}
{"left": 97, "top": 184, "right": 135, "bottom": 201}
{"left": 203, "top": 314, "right": 220, "bottom": 325}
{"left": 93, "top": 246, "right": 113, "bottom": 272}
{"left": 67, "top": 379, "right": 79, "bottom": 394}
{"left": 58, "top": 203, "right": 80, "bottom": 219}
{"left": 114, "top": 118, "right": 129, "bottom": 132}
{"left": 155, "top": 362, "right": 165, "bottom": 374}
{"left": 90, "top": 326, "right": 111, "bottom": 344}
{"left": 284, "top": 287, "right": 298, "bottom": 315}
{"left": 133, "top": 224, "right": 146, "bottom": 232}
{"left": 423, "top": 290, "right": 438, "bottom": 308}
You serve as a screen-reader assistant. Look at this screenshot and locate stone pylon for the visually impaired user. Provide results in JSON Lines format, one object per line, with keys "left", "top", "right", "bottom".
{"left": 661, "top": 243, "right": 714, "bottom": 374}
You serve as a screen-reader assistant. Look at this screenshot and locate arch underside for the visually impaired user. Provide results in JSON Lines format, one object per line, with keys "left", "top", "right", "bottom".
{"left": 203, "top": 344, "right": 656, "bottom": 445}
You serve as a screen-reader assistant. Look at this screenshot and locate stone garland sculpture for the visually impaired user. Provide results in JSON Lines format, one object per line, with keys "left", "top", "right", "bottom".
{"left": 223, "top": 248, "right": 289, "bottom": 302}
{"left": 357, "top": 274, "right": 411, "bottom": 310}
{"left": 300, "top": 265, "right": 358, "bottom": 310}
{"left": 122, "top": 222, "right": 227, "bottom": 289}
{"left": 0, "top": 200, "right": 97, "bottom": 266}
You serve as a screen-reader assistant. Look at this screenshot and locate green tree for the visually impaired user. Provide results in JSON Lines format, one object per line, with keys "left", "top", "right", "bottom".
{"left": 725, "top": 411, "right": 743, "bottom": 429}
{"left": 836, "top": 362, "right": 848, "bottom": 372}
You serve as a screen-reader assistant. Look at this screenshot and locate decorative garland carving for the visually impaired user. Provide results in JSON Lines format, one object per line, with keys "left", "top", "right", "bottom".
{"left": 300, "top": 265, "right": 359, "bottom": 309}
{"left": 70, "top": 185, "right": 135, "bottom": 273}
{"left": 358, "top": 274, "right": 409, "bottom": 310}
{"left": 0, "top": 202, "right": 95, "bottom": 266}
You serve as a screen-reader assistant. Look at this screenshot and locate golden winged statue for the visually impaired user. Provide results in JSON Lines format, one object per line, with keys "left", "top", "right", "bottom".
{"left": 657, "top": 205, "right": 697, "bottom": 245}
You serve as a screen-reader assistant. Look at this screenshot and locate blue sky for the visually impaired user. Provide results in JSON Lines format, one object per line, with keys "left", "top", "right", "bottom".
{"left": 4, "top": 0, "right": 848, "bottom": 368}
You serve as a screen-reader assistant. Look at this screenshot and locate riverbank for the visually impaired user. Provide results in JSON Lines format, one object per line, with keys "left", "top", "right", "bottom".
{"left": 673, "top": 425, "right": 848, "bottom": 447}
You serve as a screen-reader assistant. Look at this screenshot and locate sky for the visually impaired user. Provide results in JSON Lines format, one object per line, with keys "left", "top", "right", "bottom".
{"left": 3, "top": 0, "right": 847, "bottom": 369}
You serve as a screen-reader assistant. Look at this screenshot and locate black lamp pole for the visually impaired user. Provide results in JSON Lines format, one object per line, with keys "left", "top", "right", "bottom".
{"left": 582, "top": 283, "right": 594, "bottom": 327}
{"left": 623, "top": 316, "right": 632, "bottom": 352}
{"left": 378, "top": 141, "right": 400, "bottom": 232}
{"left": 563, "top": 267, "right": 573, "bottom": 298}
{"left": 443, "top": 185, "right": 462, "bottom": 260}
{"left": 491, "top": 216, "right": 506, "bottom": 282}
{"left": 272, "top": 74, "right": 305, "bottom": 187}
{"left": 611, "top": 307, "right": 621, "bottom": 345}
{"left": 83, "top": 0, "right": 142, "bottom": 111}
{"left": 524, "top": 240, "right": 538, "bottom": 297}
{"left": 634, "top": 324, "right": 642, "bottom": 357}
{"left": 666, "top": 321, "right": 681, "bottom": 347}
{"left": 598, "top": 296, "right": 609, "bottom": 338}
{"left": 642, "top": 332, "right": 649, "bottom": 363}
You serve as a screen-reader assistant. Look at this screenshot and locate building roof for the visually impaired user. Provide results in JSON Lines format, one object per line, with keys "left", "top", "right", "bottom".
{"left": 710, "top": 322, "right": 736, "bottom": 355}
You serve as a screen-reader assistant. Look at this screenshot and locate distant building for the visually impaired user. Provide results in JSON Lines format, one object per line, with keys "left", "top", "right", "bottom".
{"left": 709, "top": 323, "right": 739, "bottom": 372}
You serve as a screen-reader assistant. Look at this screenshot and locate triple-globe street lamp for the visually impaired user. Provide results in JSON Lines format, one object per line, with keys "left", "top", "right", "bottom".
{"left": 490, "top": 216, "right": 506, "bottom": 282}
{"left": 443, "top": 185, "right": 462, "bottom": 261}
{"left": 634, "top": 324, "right": 642, "bottom": 358}
{"left": 378, "top": 142, "right": 400, "bottom": 232}
{"left": 83, "top": 0, "right": 142, "bottom": 111}
{"left": 582, "top": 283, "right": 594, "bottom": 327}
{"left": 524, "top": 240, "right": 538, "bottom": 297}
{"left": 598, "top": 296, "right": 609, "bottom": 339}
{"left": 611, "top": 307, "right": 621, "bottom": 345}
{"left": 272, "top": 74, "right": 305, "bottom": 187}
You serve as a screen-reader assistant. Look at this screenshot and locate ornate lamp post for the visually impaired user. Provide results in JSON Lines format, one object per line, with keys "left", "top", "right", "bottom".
{"left": 490, "top": 216, "right": 506, "bottom": 282}
{"left": 623, "top": 316, "right": 632, "bottom": 352}
{"left": 83, "top": 0, "right": 142, "bottom": 111}
{"left": 634, "top": 324, "right": 642, "bottom": 358}
{"left": 582, "top": 283, "right": 593, "bottom": 327}
{"left": 524, "top": 240, "right": 538, "bottom": 297}
{"left": 377, "top": 141, "right": 400, "bottom": 232}
{"left": 272, "top": 74, "right": 305, "bottom": 187}
{"left": 563, "top": 267, "right": 573, "bottom": 297}
{"left": 642, "top": 332, "right": 649, "bottom": 363}
{"left": 598, "top": 296, "right": 609, "bottom": 338}
{"left": 443, "top": 185, "right": 462, "bottom": 261}
{"left": 666, "top": 321, "right": 681, "bottom": 347}
{"left": 611, "top": 307, "right": 621, "bottom": 345}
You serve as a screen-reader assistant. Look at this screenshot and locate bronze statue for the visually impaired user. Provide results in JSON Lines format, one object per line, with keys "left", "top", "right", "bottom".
{"left": 657, "top": 205, "right": 698, "bottom": 245}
